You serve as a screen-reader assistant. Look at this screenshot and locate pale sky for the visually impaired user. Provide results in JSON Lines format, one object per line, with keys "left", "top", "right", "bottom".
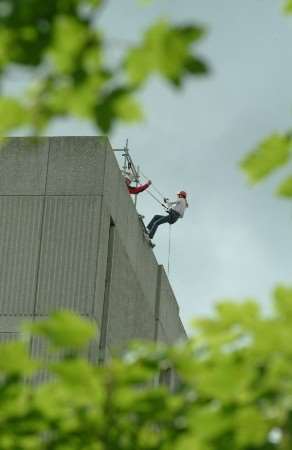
{"left": 19, "top": 0, "right": 292, "bottom": 330}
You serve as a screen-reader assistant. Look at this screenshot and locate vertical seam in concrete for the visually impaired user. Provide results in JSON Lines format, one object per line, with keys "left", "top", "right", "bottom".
{"left": 31, "top": 140, "right": 51, "bottom": 319}
{"left": 154, "top": 265, "right": 162, "bottom": 342}
{"left": 98, "top": 220, "right": 115, "bottom": 364}
{"left": 91, "top": 144, "right": 107, "bottom": 318}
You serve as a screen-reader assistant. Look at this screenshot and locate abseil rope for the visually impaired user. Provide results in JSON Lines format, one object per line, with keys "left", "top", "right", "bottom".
{"left": 146, "top": 190, "right": 168, "bottom": 209}
{"left": 167, "top": 224, "right": 172, "bottom": 275}
{"left": 139, "top": 170, "right": 165, "bottom": 200}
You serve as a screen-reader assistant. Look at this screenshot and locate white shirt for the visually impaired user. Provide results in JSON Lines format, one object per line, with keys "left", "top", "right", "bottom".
{"left": 167, "top": 198, "right": 187, "bottom": 218}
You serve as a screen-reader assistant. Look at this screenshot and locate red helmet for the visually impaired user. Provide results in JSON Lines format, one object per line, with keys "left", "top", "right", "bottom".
{"left": 178, "top": 190, "right": 187, "bottom": 198}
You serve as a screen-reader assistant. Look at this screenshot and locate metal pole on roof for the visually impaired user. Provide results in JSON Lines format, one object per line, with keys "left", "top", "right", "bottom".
{"left": 134, "top": 165, "right": 140, "bottom": 208}
{"left": 123, "top": 139, "right": 129, "bottom": 173}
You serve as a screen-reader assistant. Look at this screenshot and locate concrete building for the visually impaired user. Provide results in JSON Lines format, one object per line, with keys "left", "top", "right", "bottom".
{"left": 0, "top": 137, "right": 186, "bottom": 362}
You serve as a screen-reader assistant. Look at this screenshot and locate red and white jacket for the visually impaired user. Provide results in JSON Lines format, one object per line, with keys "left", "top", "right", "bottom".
{"left": 126, "top": 179, "right": 151, "bottom": 195}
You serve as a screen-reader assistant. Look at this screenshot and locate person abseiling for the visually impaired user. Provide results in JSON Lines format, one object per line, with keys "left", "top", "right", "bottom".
{"left": 146, "top": 191, "right": 188, "bottom": 240}
{"left": 124, "top": 172, "right": 152, "bottom": 195}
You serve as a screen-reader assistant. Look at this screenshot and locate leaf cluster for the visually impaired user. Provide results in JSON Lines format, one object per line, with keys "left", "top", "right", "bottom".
{"left": 241, "top": 8, "right": 292, "bottom": 198}
{"left": 241, "top": 133, "right": 292, "bottom": 199}
{"left": 2, "top": 290, "right": 292, "bottom": 449}
{"left": 0, "top": 0, "right": 209, "bottom": 134}
{"left": 283, "top": 0, "right": 292, "bottom": 14}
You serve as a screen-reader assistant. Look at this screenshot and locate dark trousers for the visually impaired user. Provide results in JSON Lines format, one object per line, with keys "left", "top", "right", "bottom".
{"left": 147, "top": 210, "right": 180, "bottom": 239}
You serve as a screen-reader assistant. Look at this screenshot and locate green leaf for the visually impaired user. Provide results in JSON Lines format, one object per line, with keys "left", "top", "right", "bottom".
{"left": 113, "top": 93, "right": 144, "bottom": 122}
{"left": 190, "top": 406, "right": 233, "bottom": 441}
{"left": 277, "top": 175, "right": 292, "bottom": 197}
{"left": 0, "top": 97, "right": 27, "bottom": 134}
{"left": 185, "top": 56, "right": 209, "bottom": 75}
{"left": 215, "top": 300, "right": 260, "bottom": 327}
{"left": 85, "top": 0, "right": 102, "bottom": 5}
{"left": 241, "top": 133, "right": 292, "bottom": 183}
{"left": 194, "top": 358, "right": 254, "bottom": 402}
{"left": 0, "top": 28, "right": 13, "bottom": 66}
{"left": 235, "top": 407, "right": 268, "bottom": 446}
{"left": 51, "top": 358, "right": 103, "bottom": 401}
{"left": 0, "top": 1, "right": 209, "bottom": 135}
{"left": 28, "top": 310, "right": 97, "bottom": 349}
{"left": 49, "top": 17, "right": 91, "bottom": 74}
{"left": 94, "top": 86, "right": 142, "bottom": 132}
{"left": 156, "top": 24, "right": 191, "bottom": 80}
{"left": 194, "top": 300, "right": 259, "bottom": 343}
{"left": 177, "top": 24, "right": 206, "bottom": 43}
{"left": 125, "top": 20, "right": 169, "bottom": 86}
{"left": 125, "top": 20, "right": 207, "bottom": 87}
{"left": 273, "top": 285, "right": 292, "bottom": 319}
{"left": 283, "top": 0, "right": 292, "bottom": 14}
{"left": 0, "top": 341, "right": 37, "bottom": 376}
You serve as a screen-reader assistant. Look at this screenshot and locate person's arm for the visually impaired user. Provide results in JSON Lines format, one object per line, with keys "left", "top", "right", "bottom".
{"left": 164, "top": 199, "right": 177, "bottom": 207}
{"left": 128, "top": 181, "right": 151, "bottom": 195}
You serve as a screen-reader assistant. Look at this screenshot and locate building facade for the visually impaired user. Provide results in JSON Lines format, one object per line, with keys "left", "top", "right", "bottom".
{"left": 0, "top": 137, "right": 186, "bottom": 361}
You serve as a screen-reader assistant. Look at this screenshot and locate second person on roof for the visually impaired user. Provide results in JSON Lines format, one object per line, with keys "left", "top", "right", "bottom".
{"left": 124, "top": 172, "right": 152, "bottom": 195}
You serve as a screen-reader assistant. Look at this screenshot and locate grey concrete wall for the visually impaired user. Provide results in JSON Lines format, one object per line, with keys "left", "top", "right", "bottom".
{"left": 0, "top": 136, "right": 186, "bottom": 357}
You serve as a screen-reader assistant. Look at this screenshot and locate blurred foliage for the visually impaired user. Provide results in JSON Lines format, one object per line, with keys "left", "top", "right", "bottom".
{"left": 241, "top": 6, "right": 292, "bottom": 198}
{"left": 125, "top": 20, "right": 208, "bottom": 88}
{"left": 240, "top": 133, "right": 292, "bottom": 184}
{"left": 0, "top": 0, "right": 209, "bottom": 134}
{"left": 2, "top": 293, "right": 292, "bottom": 449}
{"left": 283, "top": 0, "right": 292, "bottom": 14}
{"left": 241, "top": 133, "right": 292, "bottom": 201}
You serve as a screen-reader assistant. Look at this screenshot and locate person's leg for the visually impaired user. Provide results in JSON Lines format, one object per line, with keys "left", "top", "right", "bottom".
{"left": 147, "top": 214, "right": 164, "bottom": 230}
{"left": 148, "top": 214, "right": 170, "bottom": 239}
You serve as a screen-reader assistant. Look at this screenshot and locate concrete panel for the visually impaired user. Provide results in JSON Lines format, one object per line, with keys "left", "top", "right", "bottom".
{"left": 88, "top": 338, "right": 101, "bottom": 364}
{"left": 125, "top": 213, "right": 142, "bottom": 268}
{"left": 157, "top": 268, "right": 186, "bottom": 343}
{"left": 106, "top": 230, "right": 155, "bottom": 353}
{"left": 92, "top": 202, "right": 111, "bottom": 323}
{"left": 134, "top": 235, "right": 158, "bottom": 315}
{"left": 0, "top": 137, "right": 49, "bottom": 195}
{"left": 114, "top": 184, "right": 132, "bottom": 242}
{"left": 156, "top": 322, "right": 168, "bottom": 344}
{"left": 35, "top": 196, "right": 101, "bottom": 314}
{"left": 46, "top": 137, "right": 107, "bottom": 195}
{"left": 103, "top": 143, "right": 123, "bottom": 216}
{"left": 0, "top": 196, "right": 43, "bottom": 314}
{"left": 0, "top": 332, "right": 19, "bottom": 342}
{"left": 0, "top": 316, "right": 23, "bottom": 332}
